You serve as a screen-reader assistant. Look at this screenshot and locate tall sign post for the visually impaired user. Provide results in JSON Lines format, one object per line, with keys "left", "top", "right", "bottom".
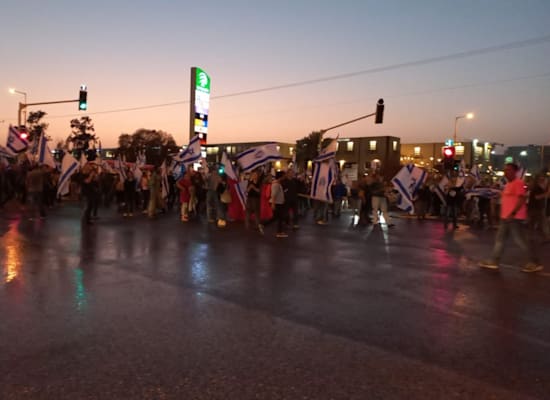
{"left": 189, "top": 67, "right": 210, "bottom": 146}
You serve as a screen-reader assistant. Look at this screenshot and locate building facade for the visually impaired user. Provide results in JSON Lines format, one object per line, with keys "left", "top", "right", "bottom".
{"left": 401, "top": 140, "right": 494, "bottom": 171}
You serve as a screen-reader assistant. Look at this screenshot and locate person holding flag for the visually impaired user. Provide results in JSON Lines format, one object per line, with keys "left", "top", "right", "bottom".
{"left": 245, "top": 170, "right": 263, "bottom": 234}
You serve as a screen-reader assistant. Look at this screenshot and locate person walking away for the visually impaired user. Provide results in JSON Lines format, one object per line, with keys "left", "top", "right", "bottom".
{"left": 245, "top": 170, "right": 263, "bottom": 233}
{"left": 370, "top": 174, "right": 394, "bottom": 227}
{"left": 140, "top": 170, "right": 150, "bottom": 213}
{"left": 271, "top": 171, "right": 288, "bottom": 237}
{"left": 123, "top": 170, "right": 137, "bottom": 217}
{"left": 206, "top": 169, "right": 221, "bottom": 223}
{"left": 81, "top": 163, "right": 100, "bottom": 225}
{"left": 479, "top": 163, "right": 543, "bottom": 273}
{"left": 282, "top": 169, "right": 300, "bottom": 229}
{"left": 528, "top": 174, "right": 550, "bottom": 241}
{"left": 26, "top": 164, "right": 46, "bottom": 220}
{"left": 332, "top": 178, "right": 347, "bottom": 218}
{"left": 176, "top": 170, "right": 193, "bottom": 222}
{"left": 216, "top": 173, "right": 230, "bottom": 227}
{"left": 147, "top": 167, "right": 161, "bottom": 218}
{"left": 444, "top": 178, "right": 462, "bottom": 230}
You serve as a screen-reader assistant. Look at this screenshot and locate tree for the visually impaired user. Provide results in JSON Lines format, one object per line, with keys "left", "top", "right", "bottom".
{"left": 117, "top": 129, "right": 177, "bottom": 166}
{"left": 26, "top": 110, "right": 49, "bottom": 143}
{"left": 296, "top": 131, "right": 322, "bottom": 171}
{"left": 66, "top": 116, "right": 99, "bottom": 160}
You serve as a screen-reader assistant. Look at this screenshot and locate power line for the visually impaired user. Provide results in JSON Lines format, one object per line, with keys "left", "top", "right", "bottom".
{"left": 4, "top": 33, "right": 550, "bottom": 122}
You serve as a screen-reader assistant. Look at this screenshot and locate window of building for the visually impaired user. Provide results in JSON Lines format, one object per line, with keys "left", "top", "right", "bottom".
{"left": 289, "top": 146, "right": 293, "bottom": 155}
{"left": 276, "top": 145, "right": 281, "bottom": 152}
{"left": 226, "top": 146, "right": 232, "bottom": 154}
{"left": 455, "top": 145, "right": 465, "bottom": 156}
{"left": 369, "top": 140, "right": 377, "bottom": 151}
{"left": 414, "top": 146, "right": 421, "bottom": 156}
{"left": 347, "top": 141, "right": 354, "bottom": 152}
{"left": 392, "top": 140, "right": 398, "bottom": 151}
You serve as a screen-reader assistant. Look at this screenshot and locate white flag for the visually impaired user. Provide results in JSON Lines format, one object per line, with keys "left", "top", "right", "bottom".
{"left": 391, "top": 164, "right": 427, "bottom": 213}
{"left": 221, "top": 152, "right": 238, "bottom": 181}
{"left": 470, "top": 164, "right": 481, "bottom": 183}
{"left": 37, "top": 134, "right": 56, "bottom": 169}
{"left": 6, "top": 125, "right": 28, "bottom": 154}
{"left": 314, "top": 137, "right": 338, "bottom": 162}
{"left": 236, "top": 143, "right": 282, "bottom": 173}
{"left": 174, "top": 135, "right": 201, "bottom": 165}
{"left": 310, "top": 159, "right": 336, "bottom": 202}
{"left": 160, "top": 161, "right": 170, "bottom": 199}
{"left": 57, "top": 153, "right": 79, "bottom": 197}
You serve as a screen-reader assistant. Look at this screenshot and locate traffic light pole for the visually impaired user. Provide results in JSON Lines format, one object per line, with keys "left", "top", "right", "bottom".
{"left": 18, "top": 99, "right": 79, "bottom": 127}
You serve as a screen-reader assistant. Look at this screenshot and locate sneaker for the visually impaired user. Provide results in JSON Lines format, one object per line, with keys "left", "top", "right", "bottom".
{"left": 123, "top": 213, "right": 128, "bottom": 217}
{"left": 276, "top": 232, "right": 288, "bottom": 238}
{"left": 387, "top": 223, "right": 395, "bottom": 228}
{"left": 521, "top": 263, "right": 544, "bottom": 273}
{"left": 258, "top": 224, "right": 264, "bottom": 235}
{"left": 292, "top": 225, "right": 300, "bottom": 230}
{"left": 316, "top": 220, "right": 327, "bottom": 225}
{"left": 479, "top": 260, "right": 499, "bottom": 270}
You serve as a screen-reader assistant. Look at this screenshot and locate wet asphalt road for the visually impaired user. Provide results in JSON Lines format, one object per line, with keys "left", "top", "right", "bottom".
{"left": 1, "top": 203, "right": 549, "bottom": 399}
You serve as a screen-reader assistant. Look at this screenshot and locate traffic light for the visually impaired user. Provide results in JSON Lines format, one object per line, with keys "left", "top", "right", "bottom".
{"left": 79, "top": 86, "right": 87, "bottom": 111}
{"left": 442, "top": 146, "right": 455, "bottom": 170}
{"left": 218, "top": 164, "right": 225, "bottom": 175}
{"left": 375, "top": 98, "right": 384, "bottom": 124}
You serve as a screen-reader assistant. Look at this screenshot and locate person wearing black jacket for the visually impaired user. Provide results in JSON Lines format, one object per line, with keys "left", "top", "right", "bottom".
{"left": 282, "top": 169, "right": 300, "bottom": 229}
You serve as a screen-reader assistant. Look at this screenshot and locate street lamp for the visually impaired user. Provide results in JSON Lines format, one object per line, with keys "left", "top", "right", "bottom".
{"left": 453, "top": 112, "right": 474, "bottom": 144}
{"left": 9, "top": 88, "right": 27, "bottom": 127}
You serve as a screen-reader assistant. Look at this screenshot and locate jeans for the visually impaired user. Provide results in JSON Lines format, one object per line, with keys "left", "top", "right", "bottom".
{"left": 491, "top": 219, "right": 538, "bottom": 264}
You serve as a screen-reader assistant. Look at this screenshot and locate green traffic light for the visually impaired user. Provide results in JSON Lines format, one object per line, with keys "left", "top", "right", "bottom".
{"left": 79, "top": 103, "right": 87, "bottom": 110}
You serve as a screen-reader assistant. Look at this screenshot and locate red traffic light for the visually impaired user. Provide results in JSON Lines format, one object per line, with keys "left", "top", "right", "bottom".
{"left": 443, "top": 146, "right": 455, "bottom": 158}
{"left": 19, "top": 132, "right": 28, "bottom": 140}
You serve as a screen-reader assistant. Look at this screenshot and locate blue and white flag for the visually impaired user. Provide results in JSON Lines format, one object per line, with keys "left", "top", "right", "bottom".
{"left": 80, "top": 152, "right": 88, "bottom": 168}
{"left": 470, "top": 164, "right": 481, "bottom": 183}
{"left": 516, "top": 166, "right": 526, "bottom": 180}
{"left": 314, "top": 137, "right": 338, "bottom": 163}
{"left": 37, "top": 134, "right": 56, "bottom": 168}
{"left": 57, "top": 153, "right": 79, "bottom": 197}
{"left": 114, "top": 156, "right": 127, "bottom": 180}
{"left": 310, "top": 158, "right": 336, "bottom": 202}
{"left": 174, "top": 135, "right": 201, "bottom": 165}
{"left": 0, "top": 145, "right": 15, "bottom": 159}
{"left": 236, "top": 143, "right": 282, "bottom": 173}
{"left": 456, "top": 159, "right": 466, "bottom": 187}
{"left": 465, "top": 187, "right": 501, "bottom": 200}
{"left": 391, "top": 164, "right": 427, "bottom": 213}
{"left": 434, "top": 176, "right": 448, "bottom": 206}
{"left": 221, "top": 152, "right": 247, "bottom": 209}
{"left": 160, "top": 161, "right": 170, "bottom": 199}
{"left": 6, "top": 125, "right": 28, "bottom": 154}
{"left": 221, "top": 152, "right": 238, "bottom": 181}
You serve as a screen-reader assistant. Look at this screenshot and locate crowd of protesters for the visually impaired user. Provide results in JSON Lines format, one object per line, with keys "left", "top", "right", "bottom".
{"left": 1, "top": 159, "right": 549, "bottom": 248}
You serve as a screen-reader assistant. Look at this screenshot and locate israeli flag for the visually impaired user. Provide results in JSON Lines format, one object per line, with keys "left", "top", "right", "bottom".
{"left": 37, "top": 134, "right": 56, "bottom": 168}
{"left": 314, "top": 137, "right": 338, "bottom": 162}
{"left": 236, "top": 143, "right": 282, "bottom": 173}
{"left": 470, "top": 164, "right": 481, "bottom": 183}
{"left": 160, "top": 161, "right": 170, "bottom": 199}
{"left": 174, "top": 135, "right": 201, "bottom": 165}
{"left": 465, "top": 187, "right": 501, "bottom": 200}
{"left": 57, "top": 153, "right": 79, "bottom": 197}
{"left": 222, "top": 152, "right": 247, "bottom": 209}
{"left": 0, "top": 145, "right": 15, "bottom": 159}
{"left": 6, "top": 125, "right": 28, "bottom": 154}
{"left": 391, "top": 164, "right": 427, "bottom": 213}
{"left": 516, "top": 166, "right": 526, "bottom": 180}
{"left": 310, "top": 159, "right": 336, "bottom": 202}
{"left": 221, "top": 152, "right": 238, "bottom": 181}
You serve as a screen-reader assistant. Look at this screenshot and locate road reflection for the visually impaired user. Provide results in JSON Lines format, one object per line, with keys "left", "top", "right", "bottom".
{"left": 3, "top": 219, "right": 22, "bottom": 284}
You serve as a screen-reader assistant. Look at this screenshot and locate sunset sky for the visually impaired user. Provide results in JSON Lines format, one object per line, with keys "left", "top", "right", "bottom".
{"left": 1, "top": 0, "right": 550, "bottom": 148}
